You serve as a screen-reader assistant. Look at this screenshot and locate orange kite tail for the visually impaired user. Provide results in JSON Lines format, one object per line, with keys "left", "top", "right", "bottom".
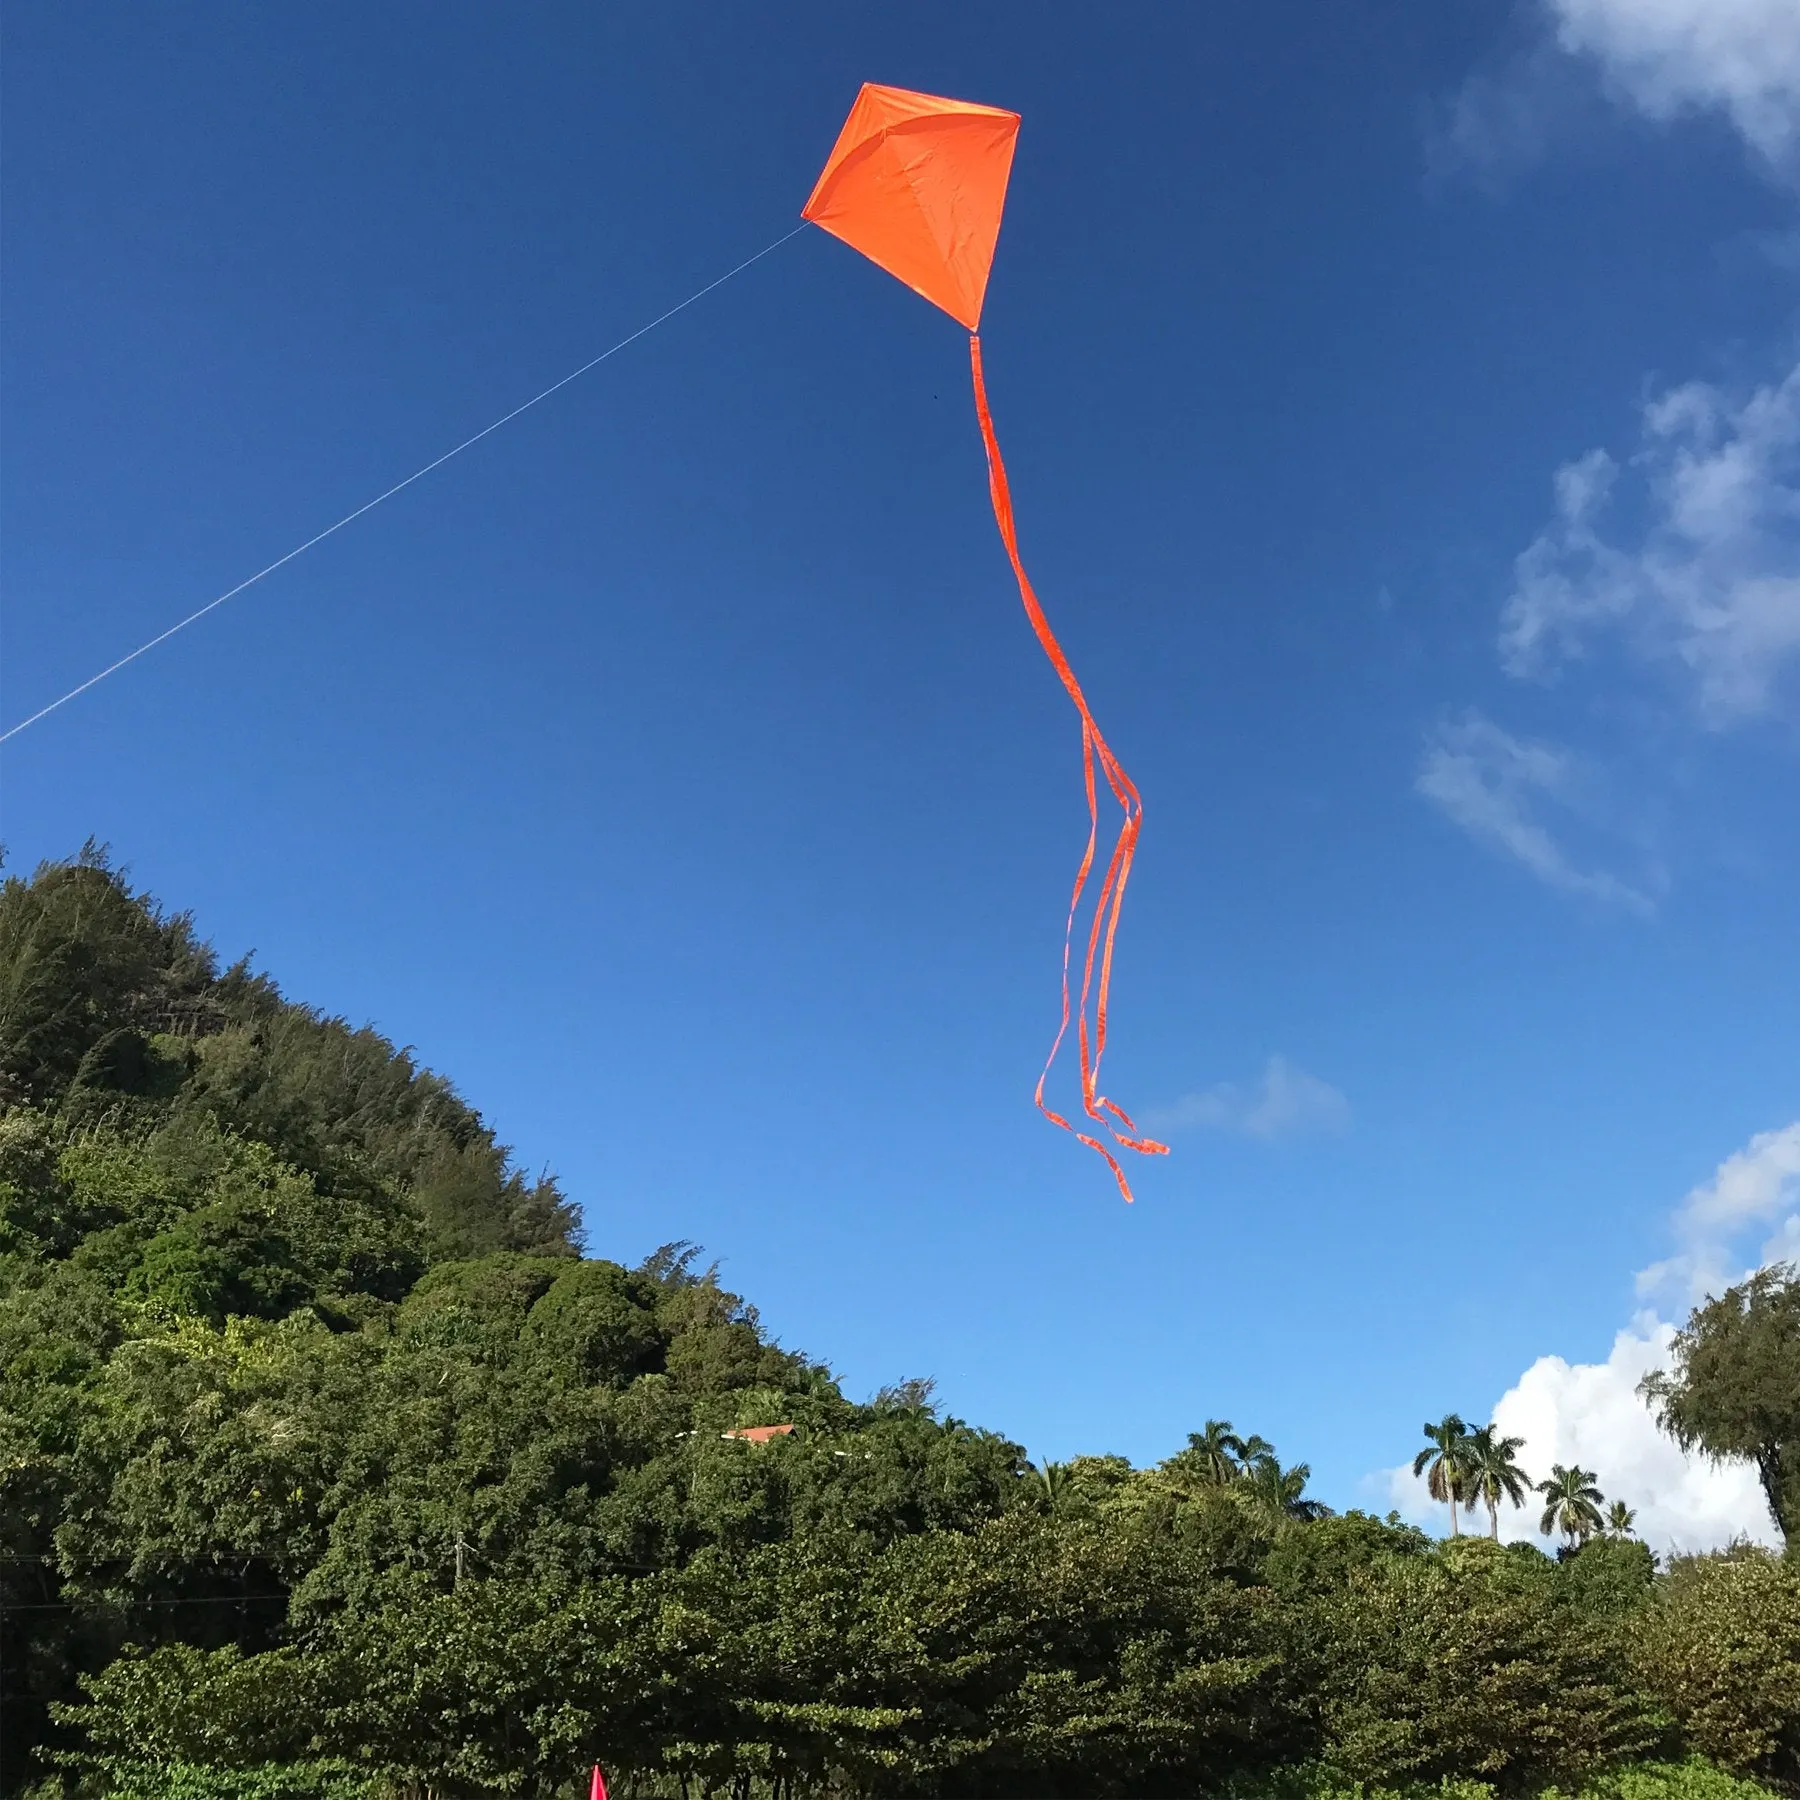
{"left": 968, "top": 333, "right": 1168, "bottom": 1201}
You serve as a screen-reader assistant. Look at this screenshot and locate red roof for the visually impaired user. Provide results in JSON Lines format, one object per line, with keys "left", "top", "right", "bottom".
{"left": 722, "top": 1423, "right": 796, "bottom": 1443}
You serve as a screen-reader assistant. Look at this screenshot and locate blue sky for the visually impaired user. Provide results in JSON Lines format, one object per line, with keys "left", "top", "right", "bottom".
{"left": 5, "top": 1, "right": 1798, "bottom": 1539}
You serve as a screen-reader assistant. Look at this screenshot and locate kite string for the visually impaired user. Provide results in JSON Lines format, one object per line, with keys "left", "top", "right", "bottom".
{"left": 967, "top": 333, "right": 1168, "bottom": 1200}
{"left": 0, "top": 223, "right": 810, "bottom": 746}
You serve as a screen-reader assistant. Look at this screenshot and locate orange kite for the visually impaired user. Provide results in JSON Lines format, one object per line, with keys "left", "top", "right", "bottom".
{"left": 804, "top": 84, "right": 1167, "bottom": 1201}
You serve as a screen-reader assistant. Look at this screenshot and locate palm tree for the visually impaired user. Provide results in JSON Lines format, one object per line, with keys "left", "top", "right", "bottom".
{"left": 1033, "top": 1458, "right": 1076, "bottom": 1516}
{"left": 1464, "top": 1424, "right": 1530, "bottom": 1539}
{"left": 1537, "top": 1464, "right": 1605, "bottom": 1549}
{"left": 1603, "top": 1499, "right": 1637, "bottom": 1539}
{"left": 1181, "top": 1420, "right": 1246, "bottom": 1486}
{"left": 1234, "top": 1432, "right": 1276, "bottom": 1470}
{"left": 1413, "top": 1414, "right": 1474, "bottom": 1536}
{"left": 1241, "top": 1454, "right": 1332, "bottom": 1523}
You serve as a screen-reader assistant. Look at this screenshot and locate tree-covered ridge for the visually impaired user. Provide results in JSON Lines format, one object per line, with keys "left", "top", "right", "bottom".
{"left": 0, "top": 846, "right": 578, "bottom": 1262}
{"left": 0, "top": 853, "right": 1796, "bottom": 1800}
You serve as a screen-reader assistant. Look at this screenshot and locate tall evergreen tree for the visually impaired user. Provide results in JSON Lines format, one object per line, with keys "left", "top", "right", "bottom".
{"left": 1538, "top": 1464, "right": 1606, "bottom": 1549}
{"left": 1465, "top": 1423, "right": 1530, "bottom": 1539}
{"left": 1413, "top": 1413, "right": 1473, "bottom": 1536}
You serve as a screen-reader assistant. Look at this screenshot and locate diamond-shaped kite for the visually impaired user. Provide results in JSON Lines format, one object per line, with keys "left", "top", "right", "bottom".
{"left": 802, "top": 83, "right": 1019, "bottom": 330}
{"left": 804, "top": 85, "right": 1168, "bottom": 1201}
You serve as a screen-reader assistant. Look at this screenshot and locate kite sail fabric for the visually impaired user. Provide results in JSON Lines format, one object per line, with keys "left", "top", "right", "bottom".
{"left": 804, "top": 83, "right": 1168, "bottom": 1201}
{"left": 802, "top": 83, "right": 1018, "bottom": 330}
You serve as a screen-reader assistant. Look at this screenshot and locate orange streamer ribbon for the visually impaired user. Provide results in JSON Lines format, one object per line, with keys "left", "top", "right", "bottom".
{"left": 969, "top": 334, "right": 1168, "bottom": 1200}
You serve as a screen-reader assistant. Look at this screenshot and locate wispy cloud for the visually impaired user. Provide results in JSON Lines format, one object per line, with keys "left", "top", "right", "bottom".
{"left": 1428, "top": 42, "right": 1592, "bottom": 191}
{"left": 1146, "top": 1055, "right": 1350, "bottom": 1142}
{"left": 1548, "top": 0, "right": 1800, "bottom": 176}
{"left": 1502, "top": 366, "right": 1800, "bottom": 722}
{"left": 1381, "top": 1115, "right": 1798, "bottom": 1554}
{"left": 1434, "top": 0, "right": 1800, "bottom": 190}
{"left": 1416, "top": 711, "right": 1653, "bottom": 910}
{"left": 1637, "top": 1120, "right": 1800, "bottom": 1306}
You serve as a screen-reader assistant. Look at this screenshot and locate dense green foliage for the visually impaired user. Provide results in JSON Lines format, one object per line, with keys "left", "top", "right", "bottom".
{"left": 1642, "top": 1270, "right": 1800, "bottom": 1549}
{"left": 1, "top": 855, "right": 1794, "bottom": 1799}
{"left": 1629, "top": 1550, "right": 1800, "bottom": 1783}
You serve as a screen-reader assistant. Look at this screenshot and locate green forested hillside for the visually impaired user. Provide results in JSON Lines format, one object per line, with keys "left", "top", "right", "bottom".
{"left": 1, "top": 852, "right": 1795, "bottom": 1800}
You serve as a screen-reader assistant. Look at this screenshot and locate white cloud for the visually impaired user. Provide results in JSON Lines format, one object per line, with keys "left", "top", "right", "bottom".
{"left": 1502, "top": 365, "right": 1800, "bottom": 721}
{"left": 1416, "top": 711, "right": 1652, "bottom": 909}
{"left": 1385, "top": 1314, "right": 1778, "bottom": 1554}
{"left": 1380, "top": 1118, "right": 1798, "bottom": 1554}
{"left": 1637, "top": 1120, "right": 1800, "bottom": 1305}
{"left": 1547, "top": 0, "right": 1800, "bottom": 170}
{"left": 1146, "top": 1055, "right": 1349, "bottom": 1141}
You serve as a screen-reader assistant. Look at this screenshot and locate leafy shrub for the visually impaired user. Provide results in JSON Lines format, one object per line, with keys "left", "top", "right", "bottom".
{"left": 53, "top": 1644, "right": 319, "bottom": 1769}
{"left": 1262, "top": 1510, "right": 1434, "bottom": 1596}
{"left": 1547, "top": 1757, "right": 1785, "bottom": 1800}
{"left": 1224, "top": 1771, "right": 1498, "bottom": 1800}
{"left": 1229, "top": 1757, "right": 1779, "bottom": 1800}
{"left": 1630, "top": 1550, "right": 1800, "bottom": 1790}
{"left": 1558, "top": 1538, "right": 1659, "bottom": 1618}
{"left": 71, "top": 1762, "right": 375, "bottom": 1800}
{"left": 1299, "top": 1537, "right": 1660, "bottom": 1789}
